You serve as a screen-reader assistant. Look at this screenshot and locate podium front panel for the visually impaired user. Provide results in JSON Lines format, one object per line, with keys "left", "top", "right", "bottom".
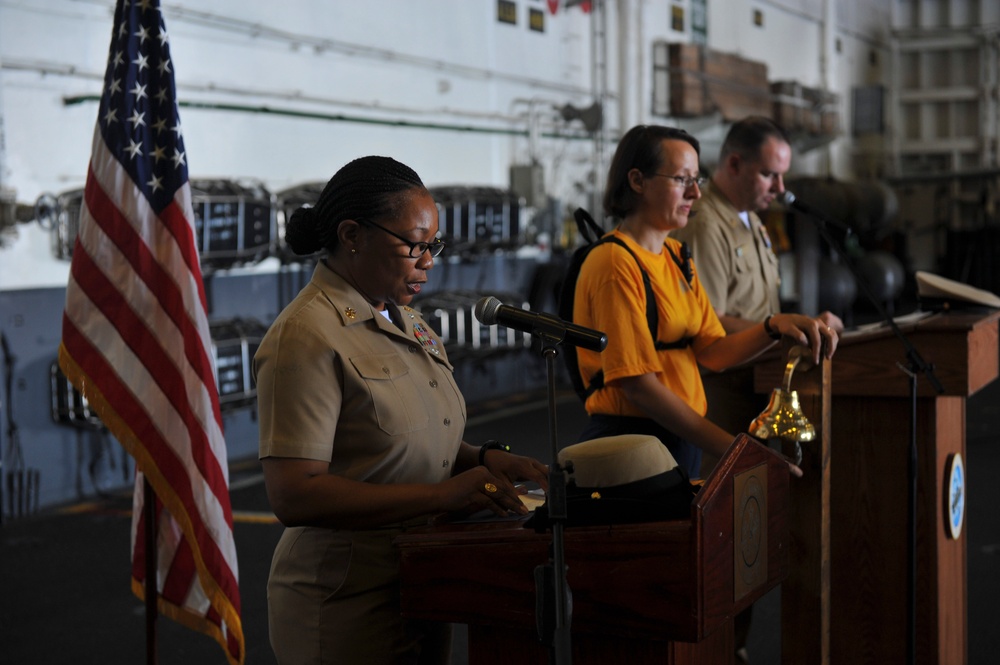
{"left": 397, "top": 435, "right": 789, "bottom": 648}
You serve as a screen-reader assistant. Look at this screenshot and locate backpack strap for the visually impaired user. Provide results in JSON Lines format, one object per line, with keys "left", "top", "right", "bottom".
{"left": 598, "top": 236, "right": 662, "bottom": 343}
{"left": 573, "top": 207, "right": 605, "bottom": 245}
{"left": 658, "top": 240, "right": 694, "bottom": 351}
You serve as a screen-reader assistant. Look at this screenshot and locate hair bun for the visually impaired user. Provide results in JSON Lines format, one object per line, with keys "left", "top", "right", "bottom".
{"left": 284, "top": 206, "right": 324, "bottom": 255}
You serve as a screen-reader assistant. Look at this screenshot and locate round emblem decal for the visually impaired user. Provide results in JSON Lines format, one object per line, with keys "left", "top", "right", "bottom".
{"left": 944, "top": 453, "right": 965, "bottom": 540}
{"left": 739, "top": 475, "right": 764, "bottom": 574}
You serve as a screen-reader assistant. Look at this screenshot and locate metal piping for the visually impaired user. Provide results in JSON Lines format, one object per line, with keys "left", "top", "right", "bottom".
{"left": 61, "top": 94, "right": 596, "bottom": 141}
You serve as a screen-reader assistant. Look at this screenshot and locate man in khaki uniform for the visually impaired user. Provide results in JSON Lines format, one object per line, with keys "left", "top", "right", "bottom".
{"left": 671, "top": 117, "right": 785, "bottom": 331}
{"left": 671, "top": 115, "right": 841, "bottom": 665}
{"left": 671, "top": 117, "right": 789, "bottom": 442}
{"left": 672, "top": 116, "right": 842, "bottom": 438}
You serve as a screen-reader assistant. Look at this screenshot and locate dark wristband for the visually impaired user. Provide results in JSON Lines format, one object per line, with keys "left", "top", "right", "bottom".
{"left": 763, "top": 315, "right": 782, "bottom": 340}
{"left": 479, "top": 440, "right": 510, "bottom": 466}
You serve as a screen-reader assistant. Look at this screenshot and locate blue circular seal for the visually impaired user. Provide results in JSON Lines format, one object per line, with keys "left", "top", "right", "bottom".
{"left": 945, "top": 453, "right": 965, "bottom": 540}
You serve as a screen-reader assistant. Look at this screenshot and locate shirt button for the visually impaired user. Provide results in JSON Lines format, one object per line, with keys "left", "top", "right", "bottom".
{"left": 429, "top": 380, "right": 438, "bottom": 388}
{"left": 443, "top": 418, "right": 451, "bottom": 426}
{"left": 408, "top": 346, "right": 418, "bottom": 353}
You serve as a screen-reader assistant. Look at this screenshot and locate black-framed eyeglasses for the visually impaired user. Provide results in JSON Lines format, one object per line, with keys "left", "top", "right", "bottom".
{"left": 357, "top": 218, "right": 446, "bottom": 258}
{"left": 651, "top": 173, "right": 707, "bottom": 189}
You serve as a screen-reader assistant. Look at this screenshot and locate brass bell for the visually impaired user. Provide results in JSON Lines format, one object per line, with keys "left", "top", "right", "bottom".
{"left": 749, "top": 346, "right": 815, "bottom": 466}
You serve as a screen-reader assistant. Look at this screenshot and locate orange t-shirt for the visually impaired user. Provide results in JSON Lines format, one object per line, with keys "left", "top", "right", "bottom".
{"left": 573, "top": 228, "right": 726, "bottom": 417}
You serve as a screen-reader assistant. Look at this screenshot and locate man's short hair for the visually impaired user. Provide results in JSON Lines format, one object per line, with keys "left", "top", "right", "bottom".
{"left": 718, "top": 116, "right": 790, "bottom": 163}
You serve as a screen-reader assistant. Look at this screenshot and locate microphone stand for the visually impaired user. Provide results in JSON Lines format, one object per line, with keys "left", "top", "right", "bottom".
{"left": 474, "top": 294, "right": 601, "bottom": 662}
{"left": 789, "top": 202, "right": 943, "bottom": 665}
{"left": 533, "top": 336, "right": 572, "bottom": 665}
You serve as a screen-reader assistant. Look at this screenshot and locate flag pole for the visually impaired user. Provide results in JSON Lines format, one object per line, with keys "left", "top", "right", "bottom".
{"left": 144, "top": 478, "right": 158, "bottom": 665}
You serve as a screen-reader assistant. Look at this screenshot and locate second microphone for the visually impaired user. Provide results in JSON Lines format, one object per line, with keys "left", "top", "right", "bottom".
{"left": 473, "top": 296, "right": 608, "bottom": 352}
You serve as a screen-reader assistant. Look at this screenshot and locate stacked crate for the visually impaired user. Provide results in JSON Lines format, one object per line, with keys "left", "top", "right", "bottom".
{"left": 667, "top": 43, "right": 771, "bottom": 121}
{"left": 190, "top": 179, "right": 276, "bottom": 269}
{"left": 772, "top": 80, "right": 840, "bottom": 136}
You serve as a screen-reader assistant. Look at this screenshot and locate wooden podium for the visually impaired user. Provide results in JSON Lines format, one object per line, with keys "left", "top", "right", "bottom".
{"left": 755, "top": 309, "right": 1000, "bottom": 665}
{"left": 396, "top": 434, "right": 790, "bottom": 665}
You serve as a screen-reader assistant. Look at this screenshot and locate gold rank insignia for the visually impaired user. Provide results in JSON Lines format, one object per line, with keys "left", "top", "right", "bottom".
{"left": 344, "top": 307, "right": 357, "bottom": 319}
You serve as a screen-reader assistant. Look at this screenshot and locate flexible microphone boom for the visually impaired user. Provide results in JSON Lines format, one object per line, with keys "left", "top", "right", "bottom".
{"left": 778, "top": 190, "right": 814, "bottom": 215}
{"left": 474, "top": 296, "right": 608, "bottom": 352}
{"left": 778, "top": 190, "right": 852, "bottom": 234}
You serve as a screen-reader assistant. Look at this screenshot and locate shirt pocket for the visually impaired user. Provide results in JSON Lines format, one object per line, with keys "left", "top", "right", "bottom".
{"left": 762, "top": 241, "right": 780, "bottom": 273}
{"left": 351, "top": 353, "right": 429, "bottom": 436}
{"left": 733, "top": 245, "right": 755, "bottom": 274}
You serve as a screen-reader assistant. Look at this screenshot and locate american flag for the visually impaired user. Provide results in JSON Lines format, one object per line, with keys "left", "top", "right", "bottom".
{"left": 58, "top": 1, "right": 244, "bottom": 662}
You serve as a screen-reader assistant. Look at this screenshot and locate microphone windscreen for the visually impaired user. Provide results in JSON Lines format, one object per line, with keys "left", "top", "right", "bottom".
{"left": 474, "top": 296, "right": 502, "bottom": 325}
{"left": 779, "top": 191, "right": 796, "bottom": 206}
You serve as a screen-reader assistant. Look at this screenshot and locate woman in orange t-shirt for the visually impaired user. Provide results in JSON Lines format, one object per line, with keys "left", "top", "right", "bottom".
{"left": 573, "top": 125, "right": 838, "bottom": 478}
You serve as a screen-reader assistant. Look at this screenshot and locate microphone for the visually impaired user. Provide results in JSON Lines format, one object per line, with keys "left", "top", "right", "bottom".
{"left": 473, "top": 296, "right": 608, "bottom": 352}
{"left": 778, "top": 191, "right": 852, "bottom": 234}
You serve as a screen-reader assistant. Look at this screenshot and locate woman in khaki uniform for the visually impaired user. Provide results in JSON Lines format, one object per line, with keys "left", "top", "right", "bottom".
{"left": 255, "top": 156, "right": 549, "bottom": 664}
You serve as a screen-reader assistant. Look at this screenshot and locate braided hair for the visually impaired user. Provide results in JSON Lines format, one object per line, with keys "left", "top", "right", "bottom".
{"left": 284, "top": 155, "right": 426, "bottom": 256}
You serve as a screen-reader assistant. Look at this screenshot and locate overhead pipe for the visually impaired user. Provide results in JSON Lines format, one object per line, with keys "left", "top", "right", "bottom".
{"left": 62, "top": 95, "right": 597, "bottom": 141}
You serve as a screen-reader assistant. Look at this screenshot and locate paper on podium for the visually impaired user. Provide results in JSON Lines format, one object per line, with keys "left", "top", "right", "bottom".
{"left": 842, "top": 310, "right": 934, "bottom": 338}
{"left": 519, "top": 488, "right": 547, "bottom": 511}
{"left": 916, "top": 271, "right": 1000, "bottom": 310}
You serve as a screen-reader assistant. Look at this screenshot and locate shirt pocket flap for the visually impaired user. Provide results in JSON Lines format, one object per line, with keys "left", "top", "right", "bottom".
{"left": 350, "top": 354, "right": 411, "bottom": 381}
